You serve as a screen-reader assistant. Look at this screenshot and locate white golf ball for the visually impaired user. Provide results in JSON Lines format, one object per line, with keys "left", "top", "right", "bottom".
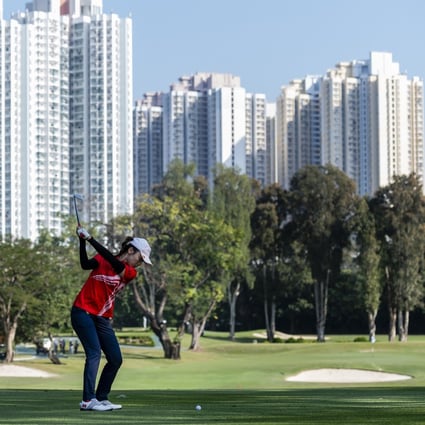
{"left": 195, "top": 404, "right": 202, "bottom": 411}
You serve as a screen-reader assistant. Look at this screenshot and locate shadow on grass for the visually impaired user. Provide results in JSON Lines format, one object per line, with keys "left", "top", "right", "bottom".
{"left": 123, "top": 352, "right": 164, "bottom": 360}
{"left": 1, "top": 387, "right": 424, "bottom": 424}
{"left": 201, "top": 334, "right": 259, "bottom": 344}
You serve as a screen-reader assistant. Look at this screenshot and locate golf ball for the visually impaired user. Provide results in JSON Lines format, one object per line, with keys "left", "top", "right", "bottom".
{"left": 195, "top": 404, "right": 202, "bottom": 411}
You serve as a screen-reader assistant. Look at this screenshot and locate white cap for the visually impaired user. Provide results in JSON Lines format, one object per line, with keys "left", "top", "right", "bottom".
{"left": 129, "top": 238, "right": 152, "bottom": 265}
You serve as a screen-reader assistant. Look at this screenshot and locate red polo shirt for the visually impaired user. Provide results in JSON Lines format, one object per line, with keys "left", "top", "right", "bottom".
{"left": 73, "top": 254, "right": 137, "bottom": 318}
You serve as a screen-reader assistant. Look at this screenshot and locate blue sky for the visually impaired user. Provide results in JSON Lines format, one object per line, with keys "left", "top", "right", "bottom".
{"left": 3, "top": 0, "right": 425, "bottom": 101}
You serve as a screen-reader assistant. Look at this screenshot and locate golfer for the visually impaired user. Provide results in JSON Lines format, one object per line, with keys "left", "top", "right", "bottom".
{"left": 71, "top": 227, "right": 152, "bottom": 411}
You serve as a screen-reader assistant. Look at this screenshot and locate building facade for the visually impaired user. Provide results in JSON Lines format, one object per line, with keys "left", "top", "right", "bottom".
{"left": 133, "top": 93, "right": 163, "bottom": 197}
{"left": 0, "top": 0, "right": 133, "bottom": 239}
{"left": 276, "top": 77, "right": 322, "bottom": 189}
{"left": 68, "top": 0, "right": 133, "bottom": 225}
{"left": 134, "top": 72, "right": 269, "bottom": 193}
{"left": 276, "top": 52, "right": 424, "bottom": 195}
{"left": 0, "top": 0, "right": 70, "bottom": 240}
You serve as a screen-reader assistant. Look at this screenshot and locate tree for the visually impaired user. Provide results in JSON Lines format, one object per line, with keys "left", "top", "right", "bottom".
{"left": 275, "top": 240, "right": 314, "bottom": 335}
{"left": 250, "top": 184, "right": 287, "bottom": 341}
{"left": 0, "top": 239, "right": 62, "bottom": 362}
{"left": 369, "top": 174, "right": 425, "bottom": 341}
{"left": 285, "top": 165, "right": 360, "bottom": 342}
{"left": 129, "top": 160, "right": 239, "bottom": 358}
{"left": 211, "top": 165, "right": 258, "bottom": 340}
{"left": 251, "top": 184, "right": 313, "bottom": 339}
{"left": 30, "top": 230, "right": 82, "bottom": 363}
{"left": 354, "top": 199, "right": 382, "bottom": 342}
{"left": 130, "top": 256, "right": 179, "bottom": 359}
{"left": 131, "top": 193, "right": 238, "bottom": 357}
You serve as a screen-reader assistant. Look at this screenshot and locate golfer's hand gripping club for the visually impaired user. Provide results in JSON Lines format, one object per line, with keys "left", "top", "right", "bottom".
{"left": 77, "top": 227, "right": 91, "bottom": 240}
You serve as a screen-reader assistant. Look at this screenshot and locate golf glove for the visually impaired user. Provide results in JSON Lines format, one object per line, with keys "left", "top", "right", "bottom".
{"left": 77, "top": 227, "right": 91, "bottom": 240}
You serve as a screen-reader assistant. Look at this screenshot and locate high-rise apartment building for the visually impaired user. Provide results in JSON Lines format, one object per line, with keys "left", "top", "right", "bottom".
{"left": 277, "top": 52, "right": 424, "bottom": 195}
{"left": 246, "top": 93, "right": 267, "bottom": 186}
{"left": 134, "top": 72, "right": 268, "bottom": 192}
{"left": 367, "top": 52, "right": 423, "bottom": 195}
{"left": 162, "top": 76, "right": 209, "bottom": 178}
{"left": 0, "top": 0, "right": 133, "bottom": 239}
{"left": 133, "top": 93, "right": 163, "bottom": 197}
{"left": 208, "top": 85, "right": 247, "bottom": 183}
{"left": 0, "top": 0, "right": 70, "bottom": 240}
{"left": 266, "top": 103, "right": 277, "bottom": 185}
{"left": 276, "top": 77, "right": 321, "bottom": 188}
{"left": 68, "top": 0, "right": 133, "bottom": 225}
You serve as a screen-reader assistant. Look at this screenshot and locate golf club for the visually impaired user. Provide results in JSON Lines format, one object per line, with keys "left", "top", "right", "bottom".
{"left": 71, "top": 194, "right": 84, "bottom": 226}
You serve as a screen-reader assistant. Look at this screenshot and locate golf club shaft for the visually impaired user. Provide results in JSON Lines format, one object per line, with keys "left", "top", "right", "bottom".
{"left": 73, "top": 196, "right": 81, "bottom": 226}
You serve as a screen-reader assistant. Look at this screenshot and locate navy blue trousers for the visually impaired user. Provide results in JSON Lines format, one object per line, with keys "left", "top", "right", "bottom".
{"left": 71, "top": 306, "right": 122, "bottom": 402}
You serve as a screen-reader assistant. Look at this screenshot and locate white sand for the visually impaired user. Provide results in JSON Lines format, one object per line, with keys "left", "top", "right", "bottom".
{"left": 286, "top": 368, "right": 411, "bottom": 383}
{"left": 253, "top": 331, "right": 317, "bottom": 340}
{"left": 0, "top": 364, "right": 57, "bottom": 378}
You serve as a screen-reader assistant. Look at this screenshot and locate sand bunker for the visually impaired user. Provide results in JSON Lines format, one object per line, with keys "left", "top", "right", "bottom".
{"left": 0, "top": 364, "right": 57, "bottom": 378}
{"left": 286, "top": 368, "right": 411, "bottom": 383}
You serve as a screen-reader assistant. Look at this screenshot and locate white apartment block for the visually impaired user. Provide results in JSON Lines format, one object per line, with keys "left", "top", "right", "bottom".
{"left": 276, "top": 77, "right": 321, "bottom": 189}
{"left": 68, "top": 0, "right": 133, "bottom": 225}
{"left": 162, "top": 86, "right": 208, "bottom": 178}
{"left": 0, "top": 1, "right": 70, "bottom": 240}
{"left": 266, "top": 102, "right": 277, "bottom": 185}
{"left": 368, "top": 53, "right": 424, "bottom": 195}
{"left": 276, "top": 52, "right": 424, "bottom": 196}
{"left": 134, "top": 73, "right": 268, "bottom": 193}
{"left": 246, "top": 93, "right": 267, "bottom": 186}
{"left": 209, "top": 85, "right": 247, "bottom": 184}
{"left": 133, "top": 93, "right": 163, "bottom": 196}
{"left": 0, "top": 0, "right": 133, "bottom": 239}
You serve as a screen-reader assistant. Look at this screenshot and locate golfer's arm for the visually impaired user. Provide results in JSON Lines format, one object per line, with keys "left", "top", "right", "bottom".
{"left": 79, "top": 238, "right": 98, "bottom": 270}
{"left": 87, "top": 237, "right": 125, "bottom": 274}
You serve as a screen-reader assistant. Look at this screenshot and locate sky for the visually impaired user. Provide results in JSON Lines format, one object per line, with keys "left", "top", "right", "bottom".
{"left": 3, "top": 0, "right": 425, "bottom": 101}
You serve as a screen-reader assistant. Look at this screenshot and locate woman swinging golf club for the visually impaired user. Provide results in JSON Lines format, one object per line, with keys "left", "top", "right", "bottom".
{"left": 71, "top": 226, "right": 152, "bottom": 411}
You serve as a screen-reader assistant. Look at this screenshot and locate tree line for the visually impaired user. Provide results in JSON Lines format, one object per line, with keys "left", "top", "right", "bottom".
{"left": 1, "top": 160, "right": 425, "bottom": 362}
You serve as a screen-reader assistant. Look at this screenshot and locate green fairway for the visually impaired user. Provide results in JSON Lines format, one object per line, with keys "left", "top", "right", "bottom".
{"left": 0, "top": 388, "right": 425, "bottom": 425}
{"left": 1, "top": 331, "right": 425, "bottom": 424}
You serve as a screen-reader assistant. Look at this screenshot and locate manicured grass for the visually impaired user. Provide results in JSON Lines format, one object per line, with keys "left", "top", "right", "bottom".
{"left": 1, "top": 331, "right": 425, "bottom": 424}
{"left": 1, "top": 387, "right": 425, "bottom": 424}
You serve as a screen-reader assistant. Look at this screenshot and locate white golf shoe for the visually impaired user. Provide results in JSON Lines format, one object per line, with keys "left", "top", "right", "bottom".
{"left": 79, "top": 398, "right": 113, "bottom": 411}
{"left": 99, "top": 400, "right": 122, "bottom": 410}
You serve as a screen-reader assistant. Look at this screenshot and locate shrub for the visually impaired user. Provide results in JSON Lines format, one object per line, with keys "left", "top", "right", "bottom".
{"left": 118, "top": 335, "right": 155, "bottom": 346}
{"left": 353, "top": 336, "right": 369, "bottom": 343}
